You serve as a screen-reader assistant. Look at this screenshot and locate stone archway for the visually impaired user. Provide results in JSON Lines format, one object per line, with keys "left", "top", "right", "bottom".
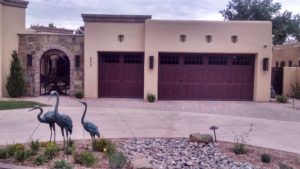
{"left": 34, "top": 45, "right": 75, "bottom": 96}
{"left": 40, "top": 49, "right": 70, "bottom": 95}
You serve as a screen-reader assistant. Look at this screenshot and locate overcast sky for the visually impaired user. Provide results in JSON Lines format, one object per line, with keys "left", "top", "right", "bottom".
{"left": 26, "top": 0, "right": 300, "bottom": 29}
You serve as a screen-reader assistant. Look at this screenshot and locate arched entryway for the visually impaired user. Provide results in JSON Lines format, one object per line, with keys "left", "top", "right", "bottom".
{"left": 40, "top": 49, "right": 70, "bottom": 95}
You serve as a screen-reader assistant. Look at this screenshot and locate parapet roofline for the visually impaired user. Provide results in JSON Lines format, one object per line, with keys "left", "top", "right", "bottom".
{"left": 82, "top": 14, "right": 152, "bottom": 23}
{"left": 0, "top": 0, "right": 28, "bottom": 8}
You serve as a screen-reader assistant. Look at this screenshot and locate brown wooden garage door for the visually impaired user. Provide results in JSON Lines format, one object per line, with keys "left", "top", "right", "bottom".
{"left": 98, "top": 52, "right": 144, "bottom": 98}
{"left": 158, "top": 53, "right": 254, "bottom": 100}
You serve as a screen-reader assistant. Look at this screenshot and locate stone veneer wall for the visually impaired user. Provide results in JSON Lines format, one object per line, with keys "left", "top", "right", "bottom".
{"left": 18, "top": 34, "right": 84, "bottom": 96}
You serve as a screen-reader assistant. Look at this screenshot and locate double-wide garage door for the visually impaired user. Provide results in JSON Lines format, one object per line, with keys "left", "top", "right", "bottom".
{"left": 158, "top": 53, "right": 254, "bottom": 100}
{"left": 98, "top": 52, "right": 144, "bottom": 98}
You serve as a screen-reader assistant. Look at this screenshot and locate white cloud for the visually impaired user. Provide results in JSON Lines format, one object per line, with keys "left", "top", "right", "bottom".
{"left": 26, "top": 0, "right": 300, "bottom": 29}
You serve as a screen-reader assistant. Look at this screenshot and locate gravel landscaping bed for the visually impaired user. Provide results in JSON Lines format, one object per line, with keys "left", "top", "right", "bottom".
{"left": 117, "top": 138, "right": 254, "bottom": 169}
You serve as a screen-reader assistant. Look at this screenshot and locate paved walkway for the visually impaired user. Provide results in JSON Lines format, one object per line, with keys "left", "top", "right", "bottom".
{"left": 0, "top": 97, "right": 300, "bottom": 154}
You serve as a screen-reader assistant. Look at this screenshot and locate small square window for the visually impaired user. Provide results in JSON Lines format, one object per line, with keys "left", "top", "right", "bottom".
{"left": 27, "top": 54, "right": 32, "bottom": 67}
{"left": 231, "top": 35, "right": 238, "bottom": 43}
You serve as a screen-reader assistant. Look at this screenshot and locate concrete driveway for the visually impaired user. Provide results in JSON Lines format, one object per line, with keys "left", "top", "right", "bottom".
{"left": 0, "top": 97, "right": 300, "bottom": 154}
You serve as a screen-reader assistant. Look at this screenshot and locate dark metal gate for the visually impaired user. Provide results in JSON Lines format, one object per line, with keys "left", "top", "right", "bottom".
{"left": 271, "top": 67, "right": 283, "bottom": 95}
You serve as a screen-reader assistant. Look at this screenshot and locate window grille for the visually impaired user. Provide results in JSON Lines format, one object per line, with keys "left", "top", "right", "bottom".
{"left": 160, "top": 55, "right": 179, "bottom": 64}
{"left": 124, "top": 54, "right": 143, "bottom": 64}
{"left": 209, "top": 56, "right": 227, "bottom": 65}
{"left": 102, "top": 54, "right": 119, "bottom": 63}
{"left": 232, "top": 56, "right": 252, "bottom": 65}
{"left": 184, "top": 55, "right": 203, "bottom": 65}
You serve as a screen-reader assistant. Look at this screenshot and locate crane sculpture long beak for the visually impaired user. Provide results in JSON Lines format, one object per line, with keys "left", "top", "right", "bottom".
{"left": 28, "top": 107, "right": 37, "bottom": 112}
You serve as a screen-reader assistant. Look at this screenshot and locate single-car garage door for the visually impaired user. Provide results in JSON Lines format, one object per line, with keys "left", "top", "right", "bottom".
{"left": 98, "top": 52, "right": 144, "bottom": 98}
{"left": 158, "top": 53, "right": 254, "bottom": 100}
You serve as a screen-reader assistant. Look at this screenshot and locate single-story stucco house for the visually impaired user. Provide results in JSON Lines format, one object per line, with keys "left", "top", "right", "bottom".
{"left": 0, "top": 0, "right": 272, "bottom": 101}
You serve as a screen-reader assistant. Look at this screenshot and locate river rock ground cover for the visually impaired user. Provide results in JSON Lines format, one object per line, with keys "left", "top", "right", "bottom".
{"left": 0, "top": 138, "right": 299, "bottom": 169}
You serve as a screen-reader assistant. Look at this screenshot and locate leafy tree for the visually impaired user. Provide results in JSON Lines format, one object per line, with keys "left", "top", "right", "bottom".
{"left": 6, "top": 50, "right": 26, "bottom": 97}
{"left": 220, "top": 0, "right": 300, "bottom": 45}
{"left": 74, "top": 26, "right": 84, "bottom": 34}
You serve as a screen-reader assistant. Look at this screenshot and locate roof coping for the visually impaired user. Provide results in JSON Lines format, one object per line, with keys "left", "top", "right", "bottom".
{"left": 0, "top": 0, "right": 28, "bottom": 8}
{"left": 82, "top": 14, "right": 152, "bottom": 23}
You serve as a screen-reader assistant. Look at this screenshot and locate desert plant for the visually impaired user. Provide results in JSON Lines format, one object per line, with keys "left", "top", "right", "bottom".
{"left": 30, "top": 139, "right": 40, "bottom": 154}
{"left": 35, "top": 154, "right": 48, "bottom": 165}
{"left": 92, "top": 138, "right": 109, "bottom": 152}
{"left": 75, "top": 91, "right": 83, "bottom": 99}
{"left": 276, "top": 95, "right": 288, "bottom": 103}
{"left": 0, "top": 148, "right": 8, "bottom": 159}
{"left": 6, "top": 50, "right": 26, "bottom": 97}
{"left": 6, "top": 143, "right": 25, "bottom": 157}
{"left": 232, "top": 123, "right": 253, "bottom": 154}
{"left": 291, "top": 83, "right": 300, "bottom": 99}
{"left": 44, "top": 142, "right": 59, "bottom": 159}
{"left": 14, "top": 150, "right": 31, "bottom": 162}
{"left": 108, "top": 151, "right": 127, "bottom": 169}
{"left": 73, "top": 151, "right": 97, "bottom": 167}
{"left": 147, "top": 94, "right": 156, "bottom": 103}
{"left": 53, "top": 160, "right": 73, "bottom": 169}
{"left": 104, "top": 141, "right": 116, "bottom": 157}
{"left": 261, "top": 153, "right": 271, "bottom": 163}
{"left": 279, "top": 163, "right": 293, "bottom": 169}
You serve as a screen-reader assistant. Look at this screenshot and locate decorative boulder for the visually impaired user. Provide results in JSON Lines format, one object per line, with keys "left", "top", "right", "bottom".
{"left": 189, "top": 133, "right": 213, "bottom": 144}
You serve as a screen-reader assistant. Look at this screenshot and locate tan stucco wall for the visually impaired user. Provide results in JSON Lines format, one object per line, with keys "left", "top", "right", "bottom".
{"left": 282, "top": 67, "right": 300, "bottom": 96}
{"left": 84, "top": 22, "right": 145, "bottom": 98}
{"left": 83, "top": 19, "right": 272, "bottom": 101}
{"left": 0, "top": 4, "right": 3, "bottom": 97}
{"left": 144, "top": 20, "right": 272, "bottom": 101}
{"left": 273, "top": 43, "right": 300, "bottom": 67}
{"left": 1, "top": 5, "right": 26, "bottom": 96}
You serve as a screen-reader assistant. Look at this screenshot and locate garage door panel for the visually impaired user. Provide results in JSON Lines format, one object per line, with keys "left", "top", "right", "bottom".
{"left": 158, "top": 53, "right": 254, "bottom": 100}
{"left": 99, "top": 52, "right": 144, "bottom": 98}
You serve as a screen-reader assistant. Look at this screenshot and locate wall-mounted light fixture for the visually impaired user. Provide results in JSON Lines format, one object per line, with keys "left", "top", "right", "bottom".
{"left": 118, "top": 34, "right": 124, "bottom": 42}
{"left": 75, "top": 55, "right": 80, "bottom": 68}
{"left": 180, "top": 34, "right": 186, "bottom": 42}
{"left": 231, "top": 35, "right": 238, "bottom": 43}
{"left": 206, "top": 35, "right": 212, "bottom": 43}
{"left": 90, "top": 57, "right": 92, "bottom": 67}
{"left": 149, "top": 56, "right": 154, "bottom": 69}
{"left": 264, "top": 45, "right": 268, "bottom": 48}
{"left": 263, "top": 58, "right": 269, "bottom": 71}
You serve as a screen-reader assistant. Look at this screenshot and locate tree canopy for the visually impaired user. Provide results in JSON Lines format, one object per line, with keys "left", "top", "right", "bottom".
{"left": 220, "top": 0, "right": 300, "bottom": 45}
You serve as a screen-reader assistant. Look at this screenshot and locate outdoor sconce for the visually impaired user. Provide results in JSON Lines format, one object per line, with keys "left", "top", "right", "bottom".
{"left": 118, "top": 34, "right": 124, "bottom": 42}
{"left": 180, "top": 34, "right": 186, "bottom": 42}
{"left": 206, "top": 35, "right": 212, "bottom": 43}
{"left": 149, "top": 56, "right": 154, "bottom": 69}
{"left": 263, "top": 58, "right": 269, "bottom": 71}
{"left": 231, "top": 35, "right": 238, "bottom": 43}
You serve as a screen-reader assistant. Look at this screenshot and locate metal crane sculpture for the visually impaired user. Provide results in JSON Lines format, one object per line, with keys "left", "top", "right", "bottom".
{"left": 28, "top": 106, "right": 56, "bottom": 142}
{"left": 79, "top": 101, "right": 100, "bottom": 140}
{"left": 50, "top": 91, "right": 73, "bottom": 147}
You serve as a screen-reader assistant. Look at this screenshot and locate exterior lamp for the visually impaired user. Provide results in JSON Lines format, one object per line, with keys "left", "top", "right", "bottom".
{"left": 149, "top": 56, "right": 154, "bottom": 69}
{"left": 263, "top": 58, "right": 269, "bottom": 71}
{"left": 180, "top": 34, "right": 186, "bottom": 42}
{"left": 118, "top": 34, "right": 124, "bottom": 42}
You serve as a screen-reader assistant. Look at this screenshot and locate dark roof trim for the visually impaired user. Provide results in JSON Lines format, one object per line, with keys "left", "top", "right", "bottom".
{"left": 82, "top": 14, "right": 152, "bottom": 23}
{"left": 0, "top": 0, "right": 28, "bottom": 8}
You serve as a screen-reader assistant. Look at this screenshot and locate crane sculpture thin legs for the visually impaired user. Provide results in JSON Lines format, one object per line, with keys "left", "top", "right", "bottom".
{"left": 49, "top": 124, "right": 56, "bottom": 143}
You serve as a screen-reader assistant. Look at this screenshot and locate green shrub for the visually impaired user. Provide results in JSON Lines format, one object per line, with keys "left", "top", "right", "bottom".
{"left": 73, "top": 151, "right": 97, "bottom": 167}
{"left": 104, "top": 141, "right": 116, "bottom": 157}
{"left": 75, "top": 91, "right": 83, "bottom": 99}
{"left": 291, "top": 83, "right": 300, "bottom": 99}
{"left": 147, "top": 94, "right": 156, "bottom": 103}
{"left": 0, "top": 148, "right": 8, "bottom": 159}
{"left": 279, "top": 163, "right": 293, "bottom": 169}
{"left": 35, "top": 154, "right": 48, "bottom": 165}
{"left": 6, "top": 143, "right": 25, "bottom": 157}
{"left": 232, "top": 143, "right": 247, "bottom": 154}
{"left": 14, "top": 150, "right": 31, "bottom": 162}
{"left": 53, "top": 160, "right": 73, "bottom": 169}
{"left": 261, "top": 153, "right": 271, "bottom": 163}
{"left": 92, "top": 139, "right": 109, "bottom": 152}
{"left": 108, "top": 151, "right": 127, "bottom": 169}
{"left": 276, "top": 95, "right": 288, "bottom": 103}
{"left": 6, "top": 50, "right": 26, "bottom": 98}
{"left": 30, "top": 139, "right": 40, "bottom": 154}
{"left": 44, "top": 142, "right": 59, "bottom": 159}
